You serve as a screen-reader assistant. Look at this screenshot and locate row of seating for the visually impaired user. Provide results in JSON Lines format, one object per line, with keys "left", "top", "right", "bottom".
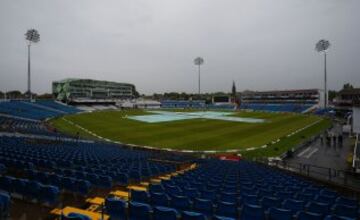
{"left": 128, "top": 159, "right": 359, "bottom": 220}
{"left": 35, "top": 100, "right": 81, "bottom": 114}
{"left": 240, "top": 103, "right": 313, "bottom": 113}
{"left": 0, "top": 191, "right": 10, "bottom": 219}
{"left": 0, "top": 175, "right": 59, "bottom": 205}
{"left": 103, "top": 196, "right": 357, "bottom": 220}
{"left": 0, "top": 116, "right": 70, "bottom": 137}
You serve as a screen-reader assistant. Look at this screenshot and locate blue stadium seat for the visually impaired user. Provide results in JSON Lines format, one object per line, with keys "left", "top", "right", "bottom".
{"left": 13, "top": 178, "right": 28, "bottom": 198}
{"left": 306, "top": 202, "right": 330, "bottom": 215}
{"left": 332, "top": 204, "right": 358, "bottom": 219}
{"left": 182, "top": 211, "right": 207, "bottom": 220}
{"left": 268, "top": 207, "right": 292, "bottom": 220}
{"left": 153, "top": 206, "right": 178, "bottom": 220}
{"left": 0, "top": 176, "right": 13, "bottom": 192}
{"left": 0, "top": 191, "right": 11, "bottom": 219}
{"left": 128, "top": 201, "right": 151, "bottom": 220}
{"left": 215, "top": 201, "right": 237, "bottom": 219}
{"left": 61, "top": 212, "right": 92, "bottom": 220}
{"left": 240, "top": 203, "right": 265, "bottom": 220}
{"left": 335, "top": 196, "right": 358, "bottom": 208}
{"left": 220, "top": 192, "right": 238, "bottom": 204}
{"left": 260, "top": 196, "right": 281, "bottom": 211}
{"left": 212, "top": 215, "right": 236, "bottom": 220}
{"left": 314, "top": 194, "right": 336, "bottom": 205}
{"left": 131, "top": 190, "right": 149, "bottom": 203}
{"left": 39, "top": 185, "right": 60, "bottom": 205}
{"left": 76, "top": 180, "right": 91, "bottom": 196}
{"left": 149, "top": 184, "right": 164, "bottom": 194}
{"left": 193, "top": 198, "right": 213, "bottom": 217}
{"left": 296, "top": 193, "right": 314, "bottom": 202}
{"left": 241, "top": 193, "right": 258, "bottom": 205}
{"left": 105, "top": 197, "right": 127, "bottom": 220}
{"left": 324, "top": 215, "right": 356, "bottom": 220}
{"left": 25, "top": 180, "right": 41, "bottom": 200}
{"left": 320, "top": 189, "right": 338, "bottom": 197}
{"left": 150, "top": 192, "right": 170, "bottom": 206}
{"left": 282, "top": 199, "right": 305, "bottom": 215}
{"left": 171, "top": 195, "right": 191, "bottom": 211}
{"left": 297, "top": 211, "right": 324, "bottom": 220}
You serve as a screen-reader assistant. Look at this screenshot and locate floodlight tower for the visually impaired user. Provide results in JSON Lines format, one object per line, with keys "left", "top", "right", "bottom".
{"left": 315, "top": 39, "right": 330, "bottom": 109}
{"left": 194, "top": 57, "right": 204, "bottom": 95}
{"left": 25, "top": 29, "right": 40, "bottom": 100}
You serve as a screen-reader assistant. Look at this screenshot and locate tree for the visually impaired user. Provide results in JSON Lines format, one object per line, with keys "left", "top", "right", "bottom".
{"left": 328, "top": 90, "right": 337, "bottom": 101}
{"left": 343, "top": 83, "right": 354, "bottom": 90}
{"left": 6, "top": 90, "right": 23, "bottom": 99}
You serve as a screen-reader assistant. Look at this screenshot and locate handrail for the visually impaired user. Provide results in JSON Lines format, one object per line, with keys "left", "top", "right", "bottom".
{"left": 257, "top": 158, "right": 360, "bottom": 191}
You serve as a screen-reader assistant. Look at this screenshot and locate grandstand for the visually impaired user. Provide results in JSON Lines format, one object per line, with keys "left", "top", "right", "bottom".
{"left": 52, "top": 78, "right": 137, "bottom": 104}
{"left": 240, "top": 89, "right": 323, "bottom": 113}
{"left": 0, "top": 97, "right": 359, "bottom": 220}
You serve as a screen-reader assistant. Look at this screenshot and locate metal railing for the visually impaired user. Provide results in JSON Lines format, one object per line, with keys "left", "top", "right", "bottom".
{"left": 259, "top": 159, "right": 360, "bottom": 190}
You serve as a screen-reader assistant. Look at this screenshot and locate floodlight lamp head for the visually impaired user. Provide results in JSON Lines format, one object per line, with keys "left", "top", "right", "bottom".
{"left": 315, "top": 39, "right": 330, "bottom": 52}
{"left": 25, "top": 29, "right": 40, "bottom": 44}
{"left": 194, "top": 57, "right": 204, "bottom": 65}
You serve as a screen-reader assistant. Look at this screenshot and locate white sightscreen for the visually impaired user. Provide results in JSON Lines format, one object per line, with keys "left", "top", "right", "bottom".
{"left": 353, "top": 107, "right": 360, "bottom": 134}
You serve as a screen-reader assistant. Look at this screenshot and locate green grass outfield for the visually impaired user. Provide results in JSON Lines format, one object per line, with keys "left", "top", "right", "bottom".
{"left": 50, "top": 109, "right": 331, "bottom": 157}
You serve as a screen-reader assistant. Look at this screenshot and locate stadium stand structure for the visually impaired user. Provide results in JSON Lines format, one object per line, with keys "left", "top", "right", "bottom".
{"left": 240, "top": 89, "right": 322, "bottom": 113}
{"left": 0, "top": 100, "right": 81, "bottom": 120}
{"left": 161, "top": 100, "right": 206, "bottom": 109}
{"left": 51, "top": 158, "right": 360, "bottom": 220}
{"left": 0, "top": 99, "right": 359, "bottom": 219}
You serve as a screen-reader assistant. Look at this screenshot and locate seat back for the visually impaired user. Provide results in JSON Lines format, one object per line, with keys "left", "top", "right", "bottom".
{"left": 240, "top": 204, "right": 265, "bottom": 220}
{"left": 268, "top": 207, "right": 292, "bottom": 220}
{"left": 153, "top": 206, "right": 178, "bottom": 220}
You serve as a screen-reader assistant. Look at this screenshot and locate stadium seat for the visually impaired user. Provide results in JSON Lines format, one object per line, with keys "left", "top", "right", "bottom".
{"left": 149, "top": 184, "right": 164, "bottom": 194}
{"left": 314, "top": 194, "right": 336, "bottom": 205}
{"left": 116, "top": 173, "right": 129, "bottom": 186}
{"left": 128, "top": 201, "right": 151, "bottom": 220}
{"left": 150, "top": 192, "right": 170, "bottom": 206}
{"left": 306, "top": 202, "right": 330, "bottom": 215}
{"left": 39, "top": 185, "right": 60, "bottom": 205}
{"left": 260, "top": 196, "right": 281, "bottom": 211}
{"left": 215, "top": 201, "right": 238, "bottom": 218}
{"left": 296, "top": 192, "right": 314, "bottom": 202}
{"left": 61, "top": 212, "right": 92, "bottom": 220}
{"left": 335, "top": 196, "right": 358, "bottom": 208}
{"left": 131, "top": 190, "right": 149, "bottom": 203}
{"left": 332, "top": 204, "right": 358, "bottom": 219}
{"left": 282, "top": 199, "right": 305, "bottom": 215}
{"left": 182, "top": 211, "right": 207, "bottom": 220}
{"left": 241, "top": 193, "right": 258, "bottom": 205}
{"left": 0, "top": 176, "right": 13, "bottom": 192}
{"left": 0, "top": 191, "right": 11, "bottom": 219}
{"left": 76, "top": 180, "right": 91, "bottom": 196}
{"left": 268, "top": 207, "right": 293, "bottom": 220}
{"left": 297, "top": 211, "right": 324, "bottom": 220}
{"left": 240, "top": 203, "right": 265, "bottom": 220}
{"left": 324, "top": 214, "right": 356, "bottom": 220}
{"left": 105, "top": 197, "right": 127, "bottom": 220}
{"left": 193, "top": 198, "right": 213, "bottom": 217}
{"left": 320, "top": 189, "right": 338, "bottom": 197}
{"left": 25, "top": 180, "right": 41, "bottom": 200}
{"left": 153, "top": 206, "right": 178, "bottom": 220}
{"left": 212, "top": 215, "right": 236, "bottom": 220}
{"left": 170, "top": 195, "right": 191, "bottom": 211}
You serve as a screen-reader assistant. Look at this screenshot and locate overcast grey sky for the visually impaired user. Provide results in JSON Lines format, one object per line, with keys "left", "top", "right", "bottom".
{"left": 0, "top": 0, "right": 359, "bottom": 95}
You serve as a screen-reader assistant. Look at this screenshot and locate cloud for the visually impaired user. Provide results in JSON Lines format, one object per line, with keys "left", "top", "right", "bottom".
{"left": 0, "top": 0, "right": 359, "bottom": 94}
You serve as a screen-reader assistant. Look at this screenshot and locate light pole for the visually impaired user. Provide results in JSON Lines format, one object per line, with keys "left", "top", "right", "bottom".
{"left": 194, "top": 57, "right": 204, "bottom": 96}
{"left": 25, "top": 29, "right": 40, "bottom": 101}
{"left": 315, "top": 39, "right": 330, "bottom": 109}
